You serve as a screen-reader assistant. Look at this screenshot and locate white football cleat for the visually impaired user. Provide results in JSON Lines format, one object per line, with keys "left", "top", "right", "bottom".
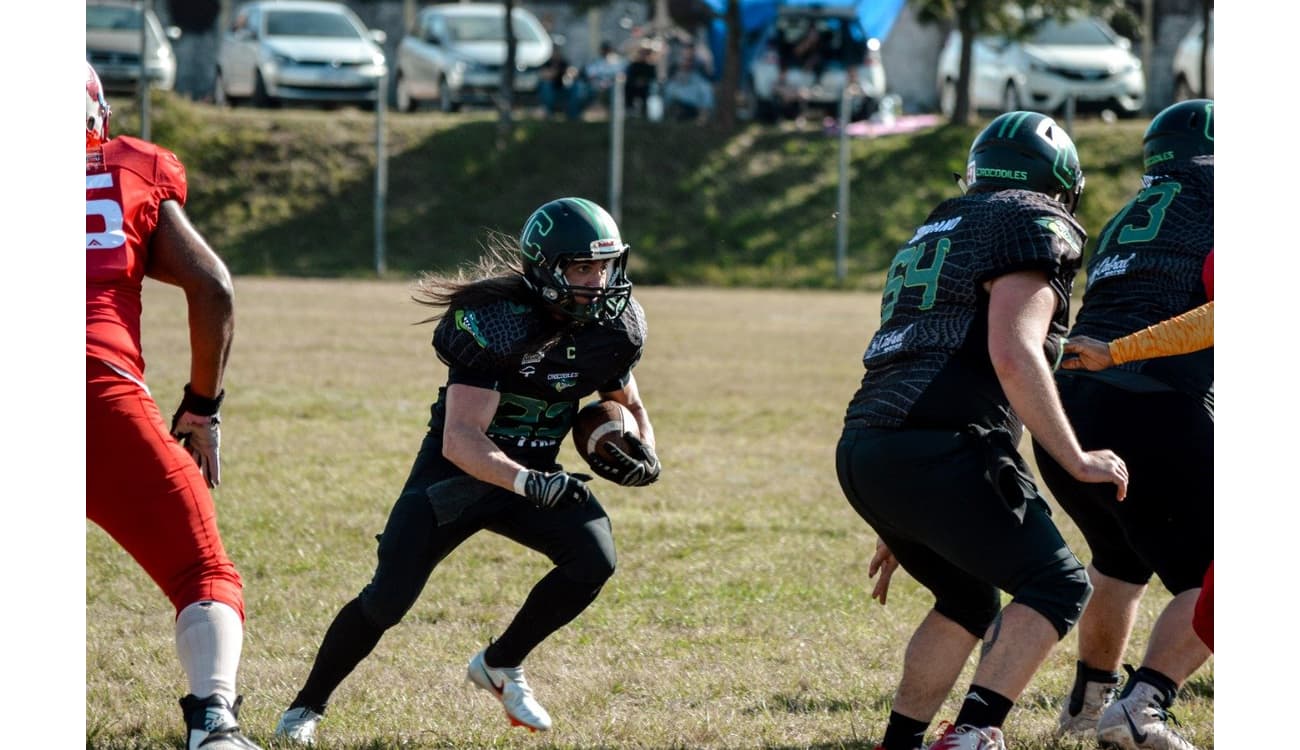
{"left": 179, "top": 694, "right": 264, "bottom": 750}
{"left": 1096, "top": 681, "right": 1197, "bottom": 750}
{"left": 274, "top": 706, "right": 323, "bottom": 746}
{"left": 1057, "top": 674, "right": 1121, "bottom": 736}
{"left": 466, "top": 648, "right": 553, "bottom": 732}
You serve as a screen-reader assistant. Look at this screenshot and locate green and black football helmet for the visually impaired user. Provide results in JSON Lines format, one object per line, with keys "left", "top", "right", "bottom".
{"left": 1143, "top": 98, "right": 1213, "bottom": 171}
{"left": 519, "top": 197, "right": 632, "bottom": 322}
{"left": 965, "top": 110, "right": 1085, "bottom": 214}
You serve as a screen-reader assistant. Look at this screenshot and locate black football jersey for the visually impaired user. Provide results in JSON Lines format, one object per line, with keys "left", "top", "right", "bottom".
{"left": 844, "top": 190, "right": 1085, "bottom": 433}
{"left": 429, "top": 296, "right": 646, "bottom": 466}
{"left": 1067, "top": 157, "right": 1213, "bottom": 398}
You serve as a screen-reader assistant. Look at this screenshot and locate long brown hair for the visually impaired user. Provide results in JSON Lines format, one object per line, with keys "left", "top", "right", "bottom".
{"left": 412, "top": 230, "right": 533, "bottom": 324}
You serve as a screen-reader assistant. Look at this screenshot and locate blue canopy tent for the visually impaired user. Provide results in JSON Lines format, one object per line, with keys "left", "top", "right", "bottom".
{"left": 700, "top": 0, "right": 906, "bottom": 80}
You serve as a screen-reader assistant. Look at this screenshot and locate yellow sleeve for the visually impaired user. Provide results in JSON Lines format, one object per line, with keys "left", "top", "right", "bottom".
{"left": 1109, "top": 301, "right": 1214, "bottom": 365}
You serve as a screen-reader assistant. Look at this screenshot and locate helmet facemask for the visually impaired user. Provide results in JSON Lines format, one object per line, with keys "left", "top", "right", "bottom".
{"left": 527, "top": 241, "right": 632, "bottom": 323}
{"left": 87, "top": 62, "right": 112, "bottom": 149}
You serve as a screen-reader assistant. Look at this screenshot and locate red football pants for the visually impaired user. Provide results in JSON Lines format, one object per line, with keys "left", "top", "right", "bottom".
{"left": 87, "top": 358, "right": 244, "bottom": 620}
{"left": 1192, "top": 560, "right": 1213, "bottom": 652}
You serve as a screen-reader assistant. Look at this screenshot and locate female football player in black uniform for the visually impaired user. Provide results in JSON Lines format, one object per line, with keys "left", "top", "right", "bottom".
{"left": 275, "top": 197, "right": 660, "bottom": 743}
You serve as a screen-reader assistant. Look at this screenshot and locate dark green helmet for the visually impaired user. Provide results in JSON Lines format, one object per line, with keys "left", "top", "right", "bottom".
{"left": 1143, "top": 99, "right": 1213, "bottom": 171}
{"left": 965, "top": 110, "right": 1085, "bottom": 214}
{"left": 519, "top": 197, "right": 632, "bottom": 323}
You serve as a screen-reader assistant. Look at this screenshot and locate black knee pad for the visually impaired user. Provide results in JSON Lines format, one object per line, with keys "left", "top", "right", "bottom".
{"left": 934, "top": 588, "right": 1003, "bottom": 638}
{"left": 1012, "top": 558, "right": 1093, "bottom": 638}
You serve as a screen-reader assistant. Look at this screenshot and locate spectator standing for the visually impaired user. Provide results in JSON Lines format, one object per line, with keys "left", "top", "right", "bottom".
{"left": 835, "top": 111, "right": 1127, "bottom": 750}
{"left": 1036, "top": 99, "right": 1214, "bottom": 750}
{"left": 623, "top": 42, "right": 659, "bottom": 116}
{"left": 85, "top": 61, "right": 263, "bottom": 750}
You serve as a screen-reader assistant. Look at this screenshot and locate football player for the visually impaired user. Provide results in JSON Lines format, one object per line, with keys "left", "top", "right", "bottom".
{"left": 85, "top": 62, "right": 263, "bottom": 750}
{"left": 275, "top": 197, "right": 659, "bottom": 744}
{"left": 834, "top": 111, "right": 1127, "bottom": 750}
{"left": 1036, "top": 100, "right": 1214, "bottom": 750}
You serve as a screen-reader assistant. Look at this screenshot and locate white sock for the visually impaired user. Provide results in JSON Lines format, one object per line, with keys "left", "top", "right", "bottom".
{"left": 175, "top": 600, "right": 242, "bottom": 706}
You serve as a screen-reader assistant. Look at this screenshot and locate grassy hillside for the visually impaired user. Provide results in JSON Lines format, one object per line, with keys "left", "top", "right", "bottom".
{"left": 111, "top": 93, "right": 1147, "bottom": 287}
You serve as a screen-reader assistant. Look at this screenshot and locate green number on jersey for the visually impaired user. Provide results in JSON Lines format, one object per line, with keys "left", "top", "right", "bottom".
{"left": 1096, "top": 180, "right": 1183, "bottom": 254}
{"left": 881, "top": 238, "right": 950, "bottom": 323}
{"left": 493, "top": 394, "right": 573, "bottom": 438}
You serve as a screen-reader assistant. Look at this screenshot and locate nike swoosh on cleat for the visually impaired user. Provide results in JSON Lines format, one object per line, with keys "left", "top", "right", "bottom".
{"left": 479, "top": 664, "right": 504, "bottom": 696}
{"left": 1122, "top": 705, "right": 1149, "bottom": 743}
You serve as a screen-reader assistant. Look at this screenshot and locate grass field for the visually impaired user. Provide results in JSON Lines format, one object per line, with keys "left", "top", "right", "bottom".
{"left": 86, "top": 279, "right": 1213, "bottom": 749}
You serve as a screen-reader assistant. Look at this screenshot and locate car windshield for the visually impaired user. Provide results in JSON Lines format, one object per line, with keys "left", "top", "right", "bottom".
{"left": 444, "top": 15, "right": 544, "bottom": 43}
{"left": 87, "top": 5, "right": 142, "bottom": 31}
{"left": 1027, "top": 17, "right": 1115, "bottom": 46}
{"left": 265, "top": 10, "right": 362, "bottom": 39}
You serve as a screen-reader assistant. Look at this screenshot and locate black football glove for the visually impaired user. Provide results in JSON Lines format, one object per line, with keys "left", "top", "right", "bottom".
{"left": 170, "top": 384, "right": 224, "bottom": 488}
{"left": 522, "top": 470, "right": 594, "bottom": 511}
{"left": 587, "top": 434, "right": 661, "bottom": 487}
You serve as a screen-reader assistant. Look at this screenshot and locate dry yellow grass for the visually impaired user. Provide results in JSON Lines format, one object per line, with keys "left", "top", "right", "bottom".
{"left": 86, "top": 279, "right": 1212, "bottom": 749}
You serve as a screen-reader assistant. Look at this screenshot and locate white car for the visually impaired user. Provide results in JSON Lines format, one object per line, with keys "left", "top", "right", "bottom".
{"left": 1172, "top": 14, "right": 1213, "bottom": 100}
{"left": 215, "top": 0, "right": 387, "bottom": 108}
{"left": 743, "top": 6, "right": 886, "bottom": 122}
{"left": 937, "top": 14, "right": 1144, "bottom": 118}
{"left": 86, "top": 0, "right": 181, "bottom": 93}
{"left": 394, "top": 3, "right": 553, "bottom": 113}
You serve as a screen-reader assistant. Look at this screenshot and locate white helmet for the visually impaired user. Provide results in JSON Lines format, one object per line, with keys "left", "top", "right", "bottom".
{"left": 87, "top": 61, "right": 112, "bottom": 148}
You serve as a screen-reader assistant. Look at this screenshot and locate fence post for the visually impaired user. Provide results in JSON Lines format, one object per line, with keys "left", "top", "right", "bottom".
{"left": 610, "top": 73, "right": 626, "bottom": 225}
{"left": 835, "top": 84, "right": 853, "bottom": 283}
{"left": 374, "top": 72, "right": 388, "bottom": 276}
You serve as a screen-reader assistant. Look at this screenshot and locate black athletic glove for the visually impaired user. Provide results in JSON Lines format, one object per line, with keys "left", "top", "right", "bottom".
{"left": 170, "top": 384, "right": 224, "bottom": 488}
{"left": 522, "top": 470, "right": 594, "bottom": 510}
{"left": 586, "top": 435, "right": 661, "bottom": 487}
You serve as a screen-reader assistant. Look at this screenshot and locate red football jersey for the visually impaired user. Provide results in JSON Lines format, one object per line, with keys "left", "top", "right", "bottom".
{"left": 86, "top": 136, "right": 187, "bottom": 383}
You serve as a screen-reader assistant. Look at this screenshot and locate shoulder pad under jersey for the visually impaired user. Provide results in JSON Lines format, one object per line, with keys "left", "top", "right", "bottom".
{"left": 603, "top": 296, "right": 647, "bottom": 349}
{"left": 979, "top": 190, "right": 1086, "bottom": 274}
{"left": 433, "top": 298, "right": 538, "bottom": 374}
{"left": 102, "top": 135, "right": 187, "bottom": 204}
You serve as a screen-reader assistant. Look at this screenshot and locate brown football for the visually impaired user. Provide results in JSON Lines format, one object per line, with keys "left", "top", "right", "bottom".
{"left": 572, "top": 400, "right": 638, "bottom": 464}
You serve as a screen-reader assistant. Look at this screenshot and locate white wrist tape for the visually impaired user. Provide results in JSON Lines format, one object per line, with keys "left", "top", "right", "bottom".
{"left": 513, "top": 469, "right": 530, "bottom": 496}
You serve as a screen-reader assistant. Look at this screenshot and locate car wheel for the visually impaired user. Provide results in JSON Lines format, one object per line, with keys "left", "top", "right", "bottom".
{"left": 252, "top": 70, "right": 278, "bottom": 108}
{"left": 939, "top": 78, "right": 957, "bottom": 118}
{"left": 1001, "top": 81, "right": 1021, "bottom": 113}
{"left": 437, "top": 76, "right": 460, "bottom": 113}
{"left": 213, "top": 69, "right": 232, "bottom": 107}
{"left": 395, "top": 72, "right": 417, "bottom": 113}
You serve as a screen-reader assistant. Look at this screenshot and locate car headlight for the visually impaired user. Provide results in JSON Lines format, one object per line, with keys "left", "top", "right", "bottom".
{"left": 269, "top": 51, "right": 294, "bottom": 67}
{"left": 1026, "top": 55, "right": 1047, "bottom": 73}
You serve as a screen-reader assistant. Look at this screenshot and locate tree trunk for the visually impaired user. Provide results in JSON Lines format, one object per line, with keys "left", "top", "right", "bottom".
{"left": 498, "top": 0, "right": 517, "bottom": 148}
{"left": 715, "top": 0, "right": 742, "bottom": 130}
{"left": 953, "top": 3, "right": 976, "bottom": 125}
{"left": 1198, "top": 0, "right": 1212, "bottom": 98}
